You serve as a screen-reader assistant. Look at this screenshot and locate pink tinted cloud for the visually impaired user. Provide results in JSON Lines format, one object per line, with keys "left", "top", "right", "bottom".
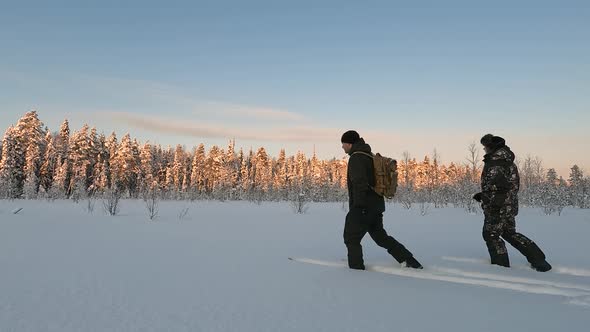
{"left": 109, "top": 111, "right": 338, "bottom": 142}
{"left": 196, "top": 102, "right": 306, "bottom": 122}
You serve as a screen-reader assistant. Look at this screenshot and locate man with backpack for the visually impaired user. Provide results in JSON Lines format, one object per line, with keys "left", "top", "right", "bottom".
{"left": 341, "top": 130, "right": 423, "bottom": 270}
{"left": 473, "top": 134, "right": 552, "bottom": 272}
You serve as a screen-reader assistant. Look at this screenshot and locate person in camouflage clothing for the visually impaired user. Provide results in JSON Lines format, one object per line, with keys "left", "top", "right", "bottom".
{"left": 341, "top": 130, "right": 422, "bottom": 270}
{"left": 473, "top": 134, "right": 552, "bottom": 272}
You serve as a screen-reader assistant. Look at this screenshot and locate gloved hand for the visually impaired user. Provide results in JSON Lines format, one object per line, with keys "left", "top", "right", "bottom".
{"left": 473, "top": 193, "right": 483, "bottom": 202}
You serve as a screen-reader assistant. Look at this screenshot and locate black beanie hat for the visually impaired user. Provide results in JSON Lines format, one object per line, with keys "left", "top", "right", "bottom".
{"left": 480, "top": 134, "right": 507, "bottom": 150}
{"left": 480, "top": 134, "right": 495, "bottom": 147}
{"left": 341, "top": 130, "right": 360, "bottom": 144}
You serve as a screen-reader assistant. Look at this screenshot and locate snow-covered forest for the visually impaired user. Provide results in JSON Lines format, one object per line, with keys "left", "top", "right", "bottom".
{"left": 0, "top": 111, "right": 588, "bottom": 213}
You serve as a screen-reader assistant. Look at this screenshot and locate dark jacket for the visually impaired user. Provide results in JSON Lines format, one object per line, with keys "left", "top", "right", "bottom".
{"left": 480, "top": 137, "right": 519, "bottom": 216}
{"left": 347, "top": 139, "right": 386, "bottom": 213}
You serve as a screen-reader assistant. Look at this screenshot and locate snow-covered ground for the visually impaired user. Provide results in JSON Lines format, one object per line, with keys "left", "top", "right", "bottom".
{"left": 1, "top": 200, "right": 589, "bottom": 332}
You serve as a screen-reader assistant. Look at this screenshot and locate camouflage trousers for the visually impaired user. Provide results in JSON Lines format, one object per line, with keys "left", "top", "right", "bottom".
{"left": 482, "top": 207, "right": 545, "bottom": 264}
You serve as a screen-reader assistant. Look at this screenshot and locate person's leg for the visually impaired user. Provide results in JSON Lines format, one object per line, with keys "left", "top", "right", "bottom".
{"left": 483, "top": 209, "right": 510, "bottom": 267}
{"left": 501, "top": 216, "right": 552, "bottom": 272}
{"left": 368, "top": 213, "right": 421, "bottom": 268}
{"left": 344, "top": 210, "right": 368, "bottom": 269}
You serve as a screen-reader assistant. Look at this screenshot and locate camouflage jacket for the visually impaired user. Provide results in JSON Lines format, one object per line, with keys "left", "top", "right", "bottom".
{"left": 481, "top": 140, "right": 520, "bottom": 216}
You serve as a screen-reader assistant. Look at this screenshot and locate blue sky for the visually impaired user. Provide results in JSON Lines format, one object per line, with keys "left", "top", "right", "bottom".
{"left": 1, "top": 0, "right": 589, "bottom": 176}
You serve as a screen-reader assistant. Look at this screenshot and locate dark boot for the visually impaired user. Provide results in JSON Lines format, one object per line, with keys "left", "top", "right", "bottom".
{"left": 349, "top": 264, "right": 365, "bottom": 270}
{"left": 531, "top": 260, "right": 552, "bottom": 272}
{"left": 346, "top": 246, "right": 365, "bottom": 270}
{"left": 483, "top": 229, "right": 509, "bottom": 268}
{"left": 403, "top": 256, "right": 423, "bottom": 269}
{"left": 490, "top": 253, "right": 510, "bottom": 267}
{"left": 522, "top": 242, "right": 546, "bottom": 264}
{"left": 344, "top": 211, "right": 368, "bottom": 270}
{"left": 503, "top": 234, "right": 545, "bottom": 263}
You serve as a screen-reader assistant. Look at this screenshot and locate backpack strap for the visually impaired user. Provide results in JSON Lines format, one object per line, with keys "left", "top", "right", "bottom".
{"left": 351, "top": 151, "right": 374, "bottom": 159}
{"left": 350, "top": 151, "right": 376, "bottom": 192}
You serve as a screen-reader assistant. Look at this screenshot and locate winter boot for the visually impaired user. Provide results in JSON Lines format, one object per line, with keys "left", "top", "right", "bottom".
{"left": 531, "top": 260, "right": 552, "bottom": 272}
{"left": 403, "top": 257, "right": 423, "bottom": 269}
{"left": 490, "top": 253, "right": 510, "bottom": 267}
{"left": 521, "top": 242, "right": 548, "bottom": 264}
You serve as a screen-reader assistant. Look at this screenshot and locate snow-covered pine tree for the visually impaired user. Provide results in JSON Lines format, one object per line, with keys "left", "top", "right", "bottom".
{"left": 56, "top": 119, "right": 70, "bottom": 164}
{"left": 519, "top": 155, "right": 544, "bottom": 207}
{"left": 327, "top": 157, "right": 347, "bottom": 202}
{"left": 91, "top": 133, "right": 111, "bottom": 194}
{"left": 130, "top": 139, "right": 141, "bottom": 197}
{"left": 49, "top": 119, "right": 73, "bottom": 198}
{"left": 16, "top": 111, "right": 47, "bottom": 199}
{"left": 584, "top": 175, "right": 590, "bottom": 209}
{"left": 337, "top": 157, "right": 347, "bottom": 192}
{"left": 68, "top": 124, "right": 92, "bottom": 201}
{"left": 239, "top": 148, "right": 252, "bottom": 199}
{"left": 224, "top": 139, "right": 239, "bottom": 199}
{"left": 50, "top": 158, "right": 70, "bottom": 199}
{"left": 182, "top": 151, "right": 192, "bottom": 197}
{"left": 157, "top": 145, "right": 173, "bottom": 196}
{"left": 428, "top": 150, "right": 445, "bottom": 207}
{"left": 293, "top": 151, "right": 308, "bottom": 197}
{"left": 0, "top": 126, "right": 25, "bottom": 198}
{"left": 111, "top": 133, "right": 139, "bottom": 197}
{"left": 23, "top": 142, "right": 43, "bottom": 199}
{"left": 569, "top": 165, "right": 587, "bottom": 208}
{"left": 253, "top": 147, "right": 272, "bottom": 198}
{"left": 274, "top": 149, "right": 288, "bottom": 200}
{"left": 556, "top": 176, "right": 569, "bottom": 214}
{"left": 233, "top": 147, "right": 244, "bottom": 199}
{"left": 86, "top": 127, "right": 102, "bottom": 195}
{"left": 309, "top": 150, "right": 323, "bottom": 201}
{"left": 138, "top": 142, "right": 155, "bottom": 195}
{"left": 203, "top": 145, "right": 223, "bottom": 197}
{"left": 540, "top": 168, "right": 563, "bottom": 215}
{"left": 169, "top": 144, "right": 186, "bottom": 198}
{"left": 39, "top": 131, "right": 57, "bottom": 196}
{"left": 189, "top": 143, "right": 206, "bottom": 199}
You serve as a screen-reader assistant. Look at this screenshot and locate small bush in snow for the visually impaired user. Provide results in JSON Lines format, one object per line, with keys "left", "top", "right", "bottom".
{"left": 291, "top": 192, "right": 310, "bottom": 214}
{"left": 103, "top": 189, "right": 121, "bottom": 216}
{"left": 419, "top": 202, "right": 429, "bottom": 216}
{"left": 86, "top": 198, "right": 96, "bottom": 214}
{"left": 178, "top": 207, "right": 189, "bottom": 220}
{"left": 142, "top": 186, "right": 160, "bottom": 221}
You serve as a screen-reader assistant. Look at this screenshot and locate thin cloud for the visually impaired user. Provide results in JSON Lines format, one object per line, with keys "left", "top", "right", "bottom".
{"left": 8, "top": 72, "right": 308, "bottom": 124}
{"left": 196, "top": 102, "right": 306, "bottom": 122}
{"left": 82, "top": 75, "right": 308, "bottom": 123}
{"left": 109, "top": 111, "right": 336, "bottom": 142}
{"left": 110, "top": 112, "right": 235, "bottom": 138}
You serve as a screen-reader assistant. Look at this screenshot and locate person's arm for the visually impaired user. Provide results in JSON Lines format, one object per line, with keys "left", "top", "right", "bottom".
{"left": 349, "top": 155, "right": 370, "bottom": 209}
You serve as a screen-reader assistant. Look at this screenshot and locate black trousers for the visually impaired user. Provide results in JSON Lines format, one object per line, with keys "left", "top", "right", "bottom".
{"left": 344, "top": 209, "right": 413, "bottom": 270}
